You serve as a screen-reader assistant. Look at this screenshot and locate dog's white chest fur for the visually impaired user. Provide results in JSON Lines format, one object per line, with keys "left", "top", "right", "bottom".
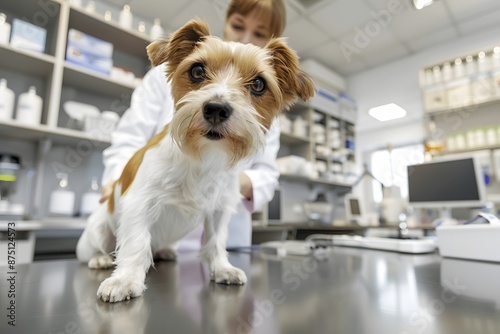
{"left": 117, "top": 136, "right": 241, "bottom": 247}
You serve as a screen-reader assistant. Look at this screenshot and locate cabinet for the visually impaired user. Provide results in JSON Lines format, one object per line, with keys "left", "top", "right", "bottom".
{"left": 0, "top": 0, "right": 153, "bottom": 219}
{"left": 419, "top": 44, "right": 500, "bottom": 157}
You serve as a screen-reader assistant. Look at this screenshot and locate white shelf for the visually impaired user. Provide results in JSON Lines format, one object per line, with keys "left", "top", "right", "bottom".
{"left": 280, "top": 132, "right": 310, "bottom": 145}
{"left": 0, "top": 218, "right": 86, "bottom": 231}
{"left": 63, "top": 62, "right": 137, "bottom": 97}
{"left": 0, "top": 44, "right": 55, "bottom": 77}
{"left": 424, "top": 96, "right": 500, "bottom": 116}
{"left": 68, "top": 5, "right": 152, "bottom": 59}
{"left": 279, "top": 173, "right": 352, "bottom": 191}
{"left": 0, "top": 118, "right": 111, "bottom": 146}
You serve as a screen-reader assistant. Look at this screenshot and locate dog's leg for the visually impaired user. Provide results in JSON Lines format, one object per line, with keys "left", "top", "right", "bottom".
{"left": 76, "top": 203, "right": 115, "bottom": 269}
{"left": 97, "top": 206, "right": 153, "bottom": 302}
{"left": 200, "top": 210, "right": 247, "bottom": 285}
{"left": 153, "top": 242, "right": 178, "bottom": 261}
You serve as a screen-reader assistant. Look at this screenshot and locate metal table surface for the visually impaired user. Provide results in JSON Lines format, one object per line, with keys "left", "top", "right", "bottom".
{"left": 1, "top": 247, "right": 500, "bottom": 334}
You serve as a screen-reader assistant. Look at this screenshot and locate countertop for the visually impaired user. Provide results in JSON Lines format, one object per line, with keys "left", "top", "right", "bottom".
{"left": 1, "top": 247, "right": 500, "bottom": 334}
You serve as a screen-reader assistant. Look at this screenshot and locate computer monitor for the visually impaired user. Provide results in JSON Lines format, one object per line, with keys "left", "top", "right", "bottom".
{"left": 407, "top": 155, "right": 486, "bottom": 212}
{"left": 345, "top": 195, "right": 362, "bottom": 224}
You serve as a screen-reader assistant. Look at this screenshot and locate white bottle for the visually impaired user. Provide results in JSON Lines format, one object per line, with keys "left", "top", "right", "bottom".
{"left": 477, "top": 51, "right": 490, "bottom": 73}
{"left": 453, "top": 58, "right": 464, "bottom": 78}
{"left": 80, "top": 177, "right": 101, "bottom": 216}
{"left": 119, "top": 5, "right": 133, "bottom": 30}
{"left": 0, "top": 13, "right": 11, "bottom": 45}
{"left": 442, "top": 62, "right": 452, "bottom": 81}
{"left": 16, "top": 86, "right": 42, "bottom": 125}
{"left": 70, "top": 0, "right": 82, "bottom": 7}
{"left": 465, "top": 55, "right": 477, "bottom": 76}
{"left": 0, "top": 79, "right": 14, "bottom": 120}
{"left": 49, "top": 173, "right": 75, "bottom": 216}
{"left": 150, "top": 18, "right": 164, "bottom": 40}
{"left": 492, "top": 46, "right": 500, "bottom": 70}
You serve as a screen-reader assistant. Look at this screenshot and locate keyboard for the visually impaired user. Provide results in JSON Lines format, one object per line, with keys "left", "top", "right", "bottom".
{"left": 308, "top": 235, "right": 438, "bottom": 254}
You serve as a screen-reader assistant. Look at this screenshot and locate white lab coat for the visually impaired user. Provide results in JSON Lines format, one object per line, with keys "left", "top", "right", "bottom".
{"left": 102, "top": 64, "right": 280, "bottom": 248}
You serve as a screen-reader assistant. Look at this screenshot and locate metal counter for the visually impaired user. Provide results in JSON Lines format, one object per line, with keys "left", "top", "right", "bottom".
{"left": 1, "top": 247, "right": 500, "bottom": 334}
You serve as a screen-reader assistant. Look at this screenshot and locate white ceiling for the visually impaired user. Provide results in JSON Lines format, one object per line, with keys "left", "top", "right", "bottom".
{"left": 106, "top": 0, "right": 500, "bottom": 77}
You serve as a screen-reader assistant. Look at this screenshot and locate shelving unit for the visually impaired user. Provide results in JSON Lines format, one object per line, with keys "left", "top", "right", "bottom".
{"left": 63, "top": 61, "right": 138, "bottom": 96}
{"left": 419, "top": 45, "right": 500, "bottom": 158}
{"left": 0, "top": 44, "right": 55, "bottom": 77}
{"left": 0, "top": 0, "right": 152, "bottom": 219}
{"left": 267, "top": 87, "right": 358, "bottom": 225}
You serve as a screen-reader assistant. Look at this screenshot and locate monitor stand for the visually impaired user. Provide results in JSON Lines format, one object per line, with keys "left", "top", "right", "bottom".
{"left": 434, "top": 207, "right": 458, "bottom": 227}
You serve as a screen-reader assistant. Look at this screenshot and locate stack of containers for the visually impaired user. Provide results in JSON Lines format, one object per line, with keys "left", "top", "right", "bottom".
{"left": 66, "top": 29, "right": 114, "bottom": 76}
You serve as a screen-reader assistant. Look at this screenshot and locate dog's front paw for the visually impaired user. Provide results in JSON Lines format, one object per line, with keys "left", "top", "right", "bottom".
{"left": 213, "top": 266, "right": 247, "bottom": 285}
{"left": 88, "top": 254, "right": 114, "bottom": 269}
{"left": 97, "top": 276, "right": 145, "bottom": 302}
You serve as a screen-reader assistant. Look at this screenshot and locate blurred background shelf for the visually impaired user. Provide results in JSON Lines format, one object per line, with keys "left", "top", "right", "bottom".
{"left": 63, "top": 62, "right": 137, "bottom": 97}
{"left": 0, "top": 44, "right": 55, "bottom": 77}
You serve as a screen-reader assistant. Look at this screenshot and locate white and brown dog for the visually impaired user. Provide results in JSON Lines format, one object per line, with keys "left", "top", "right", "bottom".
{"left": 76, "top": 19, "right": 314, "bottom": 302}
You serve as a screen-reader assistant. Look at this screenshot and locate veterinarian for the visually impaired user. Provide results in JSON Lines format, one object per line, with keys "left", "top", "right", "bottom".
{"left": 99, "top": 0, "right": 287, "bottom": 248}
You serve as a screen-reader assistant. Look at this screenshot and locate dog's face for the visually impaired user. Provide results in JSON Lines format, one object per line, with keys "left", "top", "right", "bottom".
{"left": 147, "top": 20, "right": 314, "bottom": 164}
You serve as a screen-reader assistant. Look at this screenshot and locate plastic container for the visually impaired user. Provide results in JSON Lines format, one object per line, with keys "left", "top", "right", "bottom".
{"left": 49, "top": 173, "right": 75, "bottom": 216}
{"left": 150, "top": 18, "right": 164, "bottom": 40}
{"left": 119, "top": 5, "right": 133, "bottom": 30}
{"left": 492, "top": 47, "right": 500, "bottom": 70}
{"left": 303, "top": 193, "right": 333, "bottom": 225}
{"left": 465, "top": 55, "right": 477, "bottom": 76}
{"left": 0, "top": 79, "right": 15, "bottom": 120}
{"left": 80, "top": 177, "right": 100, "bottom": 216}
{"left": 442, "top": 62, "right": 452, "bottom": 81}
{"left": 453, "top": 58, "right": 465, "bottom": 79}
{"left": 16, "top": 86, "right": 42, "bottom": 125}
{"left": 477, "top": 51, "right": 490, "bottom": 73}
{"left": 0, "top": 13, "right": 11, "bottom": 45}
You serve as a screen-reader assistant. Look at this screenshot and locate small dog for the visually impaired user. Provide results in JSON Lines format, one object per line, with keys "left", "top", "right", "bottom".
{"left": 76, "top": 19, "right": 314, "bottom": 302}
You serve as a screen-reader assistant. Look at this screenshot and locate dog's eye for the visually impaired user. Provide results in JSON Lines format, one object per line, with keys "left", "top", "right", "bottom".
{"left": 249, "top": 77, "right": 266, "bottom": 96}
{"left": 189, "top": 63, "right": 205, "bottom": 83}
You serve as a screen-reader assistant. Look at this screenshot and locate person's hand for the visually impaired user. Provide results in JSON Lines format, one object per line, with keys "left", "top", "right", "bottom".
{"left": 239, "top": 172, "right": 252, "bottom": 201}
{"left": 99, "top": 181, "right": 114, "bottom": 203}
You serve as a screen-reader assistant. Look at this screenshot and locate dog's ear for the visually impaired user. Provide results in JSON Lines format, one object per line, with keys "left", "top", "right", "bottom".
{"left": 265, "top": 38, "right": 316, "bottom": 102}
{"left": 147, "top": 19, "right": 210, "bottom": 69}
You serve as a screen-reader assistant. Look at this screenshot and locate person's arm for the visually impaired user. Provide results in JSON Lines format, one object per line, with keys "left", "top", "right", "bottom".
{"left": 241, "top": 118, "right": 281, "bottom": 212}
{"left": 101, "top": 64, "right": 173, "bottom": 199}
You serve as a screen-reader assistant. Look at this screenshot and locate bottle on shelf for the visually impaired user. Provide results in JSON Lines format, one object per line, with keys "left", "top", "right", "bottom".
{"left": 150, "top": 18, "right": 165, "bottom": 40}
{"left": 138, "top": 21, "right": 146, "bottom": 33}
{"left": 119, "top": 5, "right": 133, "bottom": 30}
{"left": 16, "top": 86, "right": 42, "bottom": 125}
{"left": 432, "top": 65, "right": 442, "bottom": 83}
{"left": 453, "top": 58, "right": 464, "bottom": 78}
{"left": 104, "top": 10, "right": 112, "bottom": 21}
{"left": 0, "top": 13, "right": 11, "bottom": 45}
{"left": 477, "top": 51, "right": 490, "bottom": 73}
{"left": 442, "top": 62, "right": 452, "bottom": 81}
{"left": 492, "top": 46, "right": 500, "bottom": 70}
{"left": 69, "top": 0, "right": 82, "bottom": 7}
{"left": 465, "top": 55, "right": 477, "bottom": 76}
{"left": 0, "top": 79, "right": 15, "bottom": 120}
{"left": 80, "top": 176, "right": 101, "bottom": 217}
{"left": 48, "top": 173, "right": 75, "bottom": 217}
{"left": 85, "top": 1, "right": 95, "bottom": 13}
{"left": 424, "top": 69, "right": 433, "bottom": 86}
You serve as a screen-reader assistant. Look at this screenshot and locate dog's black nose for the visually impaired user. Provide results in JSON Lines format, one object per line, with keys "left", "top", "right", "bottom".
{"left": 203, "top": 102, "right": 232, "bottom": 125}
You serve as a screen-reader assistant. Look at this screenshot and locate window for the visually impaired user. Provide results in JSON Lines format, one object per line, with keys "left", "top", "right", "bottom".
{"left": 370, "top": 144, "right": 425, "bottom": 203}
